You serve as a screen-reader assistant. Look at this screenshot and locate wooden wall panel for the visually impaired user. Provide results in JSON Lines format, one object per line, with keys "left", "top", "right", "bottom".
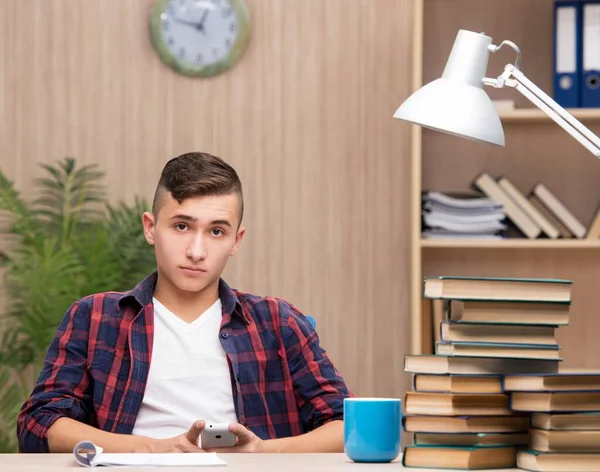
{"left": 0, "top": 0, "right": 415, "bottom": 401}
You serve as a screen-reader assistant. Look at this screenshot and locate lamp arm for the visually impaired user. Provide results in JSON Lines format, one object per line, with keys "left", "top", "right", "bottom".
{"left": 483, "top": 64, "right": 600, "bottom": 157}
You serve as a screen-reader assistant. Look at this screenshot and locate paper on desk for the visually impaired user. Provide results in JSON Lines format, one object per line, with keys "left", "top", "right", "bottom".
{"left": 73, "top": 440, "right": 227, "bottom": 467}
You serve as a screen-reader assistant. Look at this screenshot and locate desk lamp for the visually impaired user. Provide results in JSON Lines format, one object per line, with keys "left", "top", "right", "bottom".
{"left": 394, "top": 29, "right": 600, "bottom": 157}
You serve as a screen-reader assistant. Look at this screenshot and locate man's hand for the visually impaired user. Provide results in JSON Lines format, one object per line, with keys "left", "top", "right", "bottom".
{"left": 203, "top": 423, "right": 264, "bottom": 453}
{"left": 151, "top": 420, "right": 206, "bottom": 453}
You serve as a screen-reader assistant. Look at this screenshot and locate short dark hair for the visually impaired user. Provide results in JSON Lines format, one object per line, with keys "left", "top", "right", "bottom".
{"left": 152, "top": 152, "right": 244, "bottom": 224}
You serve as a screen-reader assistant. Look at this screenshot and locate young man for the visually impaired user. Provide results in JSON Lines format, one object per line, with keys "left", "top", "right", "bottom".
{"left": 17, "top": 152, "right": 352, "bottom": 453}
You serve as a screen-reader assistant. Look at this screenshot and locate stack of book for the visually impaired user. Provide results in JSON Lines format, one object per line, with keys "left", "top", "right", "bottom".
{"left": 504, "top": 371, "right": 600, "bottom": 471}
{"left": 402, "top": 275, "right": 572, "bottom": 470}
{"left": 421, "top": 191, "right": 506, "bottom": 240}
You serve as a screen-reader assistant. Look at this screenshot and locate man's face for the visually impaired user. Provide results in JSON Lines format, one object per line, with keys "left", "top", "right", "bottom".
{"left": 142, "top": 192, "right": 245, "bottom": 294}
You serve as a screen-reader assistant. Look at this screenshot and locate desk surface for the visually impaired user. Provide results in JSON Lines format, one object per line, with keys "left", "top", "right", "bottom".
{"left": 0, "top": 453, "right": 520, "bottom": 471}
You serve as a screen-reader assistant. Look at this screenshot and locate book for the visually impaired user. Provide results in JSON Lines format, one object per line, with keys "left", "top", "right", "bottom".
{"left": 414, "top": 374, "right": 503, "bottom": 394}
{"left": 503, "top": 372, "right": 600, "bottom": 392}
{"left": 511, "top": 392, "right": 600, "bottom": 412}
{"left": 73, "top": 440, "right": 226, "bottom": 467}
{"left": 532, "top": 412, "right": 600, "bottom": 431}
{"left": 423, "top": 276, "right": 572, "bottom": 303}
{"left": 436, "top": 342, "right": 562, "bottom": 361}
{"left": 531, "top": 182, "right": 586, "bottom": 239}
{"left": 403, "top": 415, "right": 531, "bottom": 434}
{"left": 446, "top": 300, "right": 570, "bottom": 325}
{"left": 405, "top": 355, "right": 560, "bottom": 375}
{"left": 440, "top": 321, "right": 557, "bottom": 345}
{"left": 414, "top": 432, "right": 529, "bottom": 447}
{"left": 404, "top": 392, "right": 512, "bottom": 416}
{"left": 403, "top": 445, "right": 517, "bottom": 469}
{"left": 586, "top": 203, "right": 600, "bottom": 240}
{"left": 498, "top": 176, "right": 560, "bottom": 239}
{"left": 529, "top": 194, "right": 574, "bottom": 239}
{"left": 473, "top": 172, "right": 541, "bottom": 239}
{"left": 518, "top": 450, "right": 600, "bottom": 471}
{"left": 529, "top": 429, "right": 600, "bottom": 453}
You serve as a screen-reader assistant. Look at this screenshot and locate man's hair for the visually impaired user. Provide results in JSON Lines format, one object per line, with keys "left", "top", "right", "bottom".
{"left": 152, "top": 152, "right": 244, "bottom": 225}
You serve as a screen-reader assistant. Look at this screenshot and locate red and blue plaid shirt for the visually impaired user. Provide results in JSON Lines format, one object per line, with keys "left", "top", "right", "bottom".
{"left": 17, "top": 272, "right": 352, "bottom": 453}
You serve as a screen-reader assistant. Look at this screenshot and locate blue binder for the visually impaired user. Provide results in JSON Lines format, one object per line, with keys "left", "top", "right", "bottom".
{"left": 554, "top": 1, "right": 582, "bottom": 108}
{"left": 581, "top": 1, "right": 600, "bottom": 107}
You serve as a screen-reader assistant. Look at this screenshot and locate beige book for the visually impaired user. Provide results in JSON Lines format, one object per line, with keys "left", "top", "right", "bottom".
{"left": 518, "top": 450, "right": 600, "bottom": 472}
{"left": 436, "top": 342, "right": 561, "bottom": 360}
{"left": 504, "top": 372, "right": 600, "bottom": 392}
{"left": 532, "top": 412, "right": 600, "bottom": 431}
{"left": 473, "top": 172, "right": 541, "bottom": 238}
{"left": 529, "top": 194, "right": 574, "bottom": 238}
{"left": 498, "top": 176, "right": 560, "bottom": 238}
{"left": 404, "top": 445, "right": 516, "bottom": 470}
{"left": 414, "top": 373, "right": 503, "bottom": 393}
{"left": 532, "top": 182, "right": 586, "bottom": 238}
{"left": 404, "top": 392, "right": 512, "bottom": 416}
{"left": 404, "top": 355, "right": 560, "bottom": 375}
{"left": 414, "top": 432, "right": 529, "bottom": 447}
{"left": 441, "top": 322, "right": 556, "bottom": 345}
{"left": 403, "top": 415, "right": 530, "bottom": 433}
{"left": 586, "top": 204, "right": 600, "bottom": 239}
{"left": 511, "top": 392, "right": 600, "bottom": 412}
{"left": 447, "top": 299, "right": 570, "bottom": 325}
{"left": 530, "top": 429, "right": 600, "bottom": 453}
{"left": 424, "top": 276, "right": 572, "bottom": 303}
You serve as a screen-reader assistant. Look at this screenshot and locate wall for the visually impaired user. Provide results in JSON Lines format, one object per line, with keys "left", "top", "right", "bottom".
{"left": 0, "top": 0, "right": 415, "bottom": 399}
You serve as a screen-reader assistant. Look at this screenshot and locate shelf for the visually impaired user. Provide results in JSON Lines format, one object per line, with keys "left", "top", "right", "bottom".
{"left": 421, "top": 239, "right": 600, "bottom": 249}
{"left": 498, "top": 108, "right": 600, "bottom": 122}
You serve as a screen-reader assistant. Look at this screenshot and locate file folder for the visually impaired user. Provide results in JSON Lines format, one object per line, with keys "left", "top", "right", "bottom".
{"left": 582, "top": 1, "right": 600, "bottom": 107}
{"left": 554, "top": 1, "right": 582, "bottom": 108}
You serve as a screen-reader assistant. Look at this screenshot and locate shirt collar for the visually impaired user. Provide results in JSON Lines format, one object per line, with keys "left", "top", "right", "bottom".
{"left": 117, "top": 271, "right": 249, "bottom": 324}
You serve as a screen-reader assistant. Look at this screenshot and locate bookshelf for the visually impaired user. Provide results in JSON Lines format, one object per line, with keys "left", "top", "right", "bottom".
{"left": 409, "top": 0, "right": 600, "bottom": 368}
{"left": 499, "top": 109, "right": 600, "bottom": 122}
{"left": 421, "top": 239, "right": 600, "bottom": 249}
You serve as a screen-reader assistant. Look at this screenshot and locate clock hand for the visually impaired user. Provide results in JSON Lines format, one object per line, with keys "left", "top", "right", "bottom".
{"left": 172, "top": 17, "right": 202, "bottom": 28}
{"left": 197, "top": 9, "right": 210, "bottom": 34}
{"left": 171, "top": 10, "right": 209, "bottom": 34}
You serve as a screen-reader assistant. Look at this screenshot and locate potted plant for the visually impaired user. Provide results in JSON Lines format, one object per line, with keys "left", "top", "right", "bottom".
{"left": 0, "top": 158, "right": 156, "bottom": 452}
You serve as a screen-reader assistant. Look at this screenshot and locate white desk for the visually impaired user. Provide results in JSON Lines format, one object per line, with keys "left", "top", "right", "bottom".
{"left": 0, "top": 453, "right": 520, "bottom": 471}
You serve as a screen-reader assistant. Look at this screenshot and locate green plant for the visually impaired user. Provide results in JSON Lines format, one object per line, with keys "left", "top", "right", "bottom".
{"left": 0, "top": 158, "right": 157, "bottom": 452}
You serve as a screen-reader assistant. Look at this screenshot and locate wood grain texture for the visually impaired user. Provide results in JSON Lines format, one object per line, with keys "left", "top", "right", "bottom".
{"left": 419, "top": 0, "right": 600, "bottom": 367}
{"left": 0, "top": 0, "right": 415, "bottom": 400}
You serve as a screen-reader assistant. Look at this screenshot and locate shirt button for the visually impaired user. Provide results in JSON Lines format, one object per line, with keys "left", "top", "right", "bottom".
{"left": 221, "top": 332, "right": 229, "bottom": 339}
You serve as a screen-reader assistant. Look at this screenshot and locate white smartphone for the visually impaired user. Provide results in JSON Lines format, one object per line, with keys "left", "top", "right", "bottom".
{"left": 200, "top": 423, "right": 237, "bottom": 448}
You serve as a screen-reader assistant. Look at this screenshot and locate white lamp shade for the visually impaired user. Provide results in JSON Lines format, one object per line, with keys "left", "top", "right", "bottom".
{"left": 394, "top": 29, "right": 505, "bottom": 147}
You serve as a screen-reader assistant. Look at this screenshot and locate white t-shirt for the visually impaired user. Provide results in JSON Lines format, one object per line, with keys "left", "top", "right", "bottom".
{"left": 131, "top": 297, "right": 238, "bottom": 439}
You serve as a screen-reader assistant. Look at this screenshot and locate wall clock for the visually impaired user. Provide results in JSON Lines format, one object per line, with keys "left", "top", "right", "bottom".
{"left": 150, "top": 0, "right": 251, "bottom": 78}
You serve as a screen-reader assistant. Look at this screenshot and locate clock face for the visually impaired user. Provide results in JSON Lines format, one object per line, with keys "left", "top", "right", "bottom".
{"left": 150, "top": 0, "right": 251, "bottom": 77}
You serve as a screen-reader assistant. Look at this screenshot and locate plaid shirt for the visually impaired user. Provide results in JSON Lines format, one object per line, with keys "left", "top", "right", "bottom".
{"left": 17, "top": 272, "right": 352, "bottom": 453}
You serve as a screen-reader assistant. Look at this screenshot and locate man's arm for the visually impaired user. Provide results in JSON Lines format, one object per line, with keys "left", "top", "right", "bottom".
{"left": 209, "top": 419, "right": 344, "bottom": 453}
{"left": 284, "top": 304, "right": 353, "bottom": 432}
{"left": 262, "top": 420, "right": 343, "bottom": 453}
{"left": 48, "top": 418, "right": 150, "bottom": 453}
{"left": 17, "top": 300, "right": 93, "bottom": 453}
{"left": 48, "top": 417, "right": 205, "bottom": 453}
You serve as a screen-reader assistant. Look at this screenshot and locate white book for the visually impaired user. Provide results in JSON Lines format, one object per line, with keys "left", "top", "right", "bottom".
{"left": 73, "top": 441, "right": 227, "bottom": 467}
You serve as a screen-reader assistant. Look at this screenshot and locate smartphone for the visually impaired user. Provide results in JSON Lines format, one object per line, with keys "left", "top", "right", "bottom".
{"left": 201, "top": 423, "right": 237, "bottom": 448}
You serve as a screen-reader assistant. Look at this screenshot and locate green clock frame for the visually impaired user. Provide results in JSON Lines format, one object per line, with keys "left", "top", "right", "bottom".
{"left": 149, "top": 0, "right": 251, "bottom": 78}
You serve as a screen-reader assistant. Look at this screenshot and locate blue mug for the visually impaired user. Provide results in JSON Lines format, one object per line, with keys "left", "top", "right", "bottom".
{"left": 343, "top": 397, "right": 402, "bottom": 463}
